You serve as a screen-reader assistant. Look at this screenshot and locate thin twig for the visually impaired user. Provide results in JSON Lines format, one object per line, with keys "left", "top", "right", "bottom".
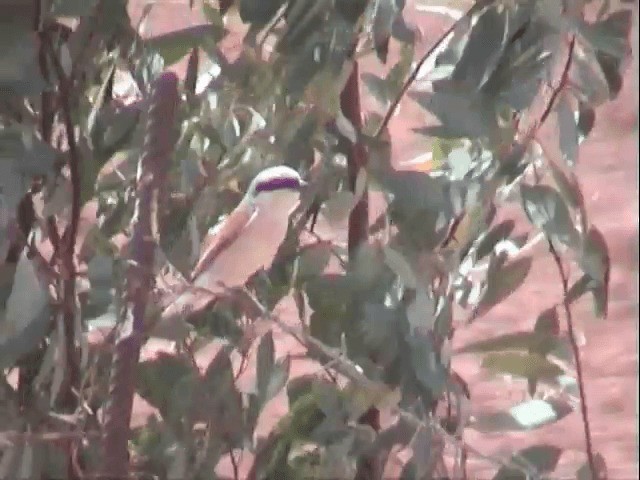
{"left": 547, "top": 241, "right": 597, "bottom": 477}
{"left": 243, "top": 288, "right": 538, "bottom": 478}
{"left": 538, "top": 36, "right": 576, "bottom": 127}
{"left": 521, "top": 31, "right": 597, "bottom": 479}
{"left": 45, "top": 32, "right": 83, "bottom": 411}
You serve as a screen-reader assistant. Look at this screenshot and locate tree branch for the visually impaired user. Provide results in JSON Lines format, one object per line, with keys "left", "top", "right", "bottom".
{"left": 547, "top": 241, "right": 597, "bottom": 478}
{"left": 45, "top": 32, "right": 83, "bottom": 414}
{"left": 521, "top": 32, "right": 597, "bottom": 479}
{"left": 101, "top": 72, "right": 179, "bottom": 479}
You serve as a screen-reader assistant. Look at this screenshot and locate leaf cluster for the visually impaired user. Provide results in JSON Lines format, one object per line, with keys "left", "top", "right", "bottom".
{"left": 0, "top": 0, "right": 632, "bottom": 478}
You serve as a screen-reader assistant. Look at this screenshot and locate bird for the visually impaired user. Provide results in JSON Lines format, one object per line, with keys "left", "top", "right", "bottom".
{"left": 151, "top": 165, "right": 306, "bottom": 338}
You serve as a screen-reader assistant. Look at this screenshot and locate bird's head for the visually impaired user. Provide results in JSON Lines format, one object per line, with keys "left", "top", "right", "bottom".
{"left": 245, "top": 165, "right": 306, "bottom": 213}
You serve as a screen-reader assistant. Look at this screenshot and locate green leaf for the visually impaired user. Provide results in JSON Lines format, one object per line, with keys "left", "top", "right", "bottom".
{"left": 473, "top": 255, "right": 532, "bottom": 319}
{"left": 146, "top": 24, "right": 225, "bottom": 67}
{"left": 576, "top": 101, "right": 596, "bottom": 143}
{"left": 320, "top": 191, "right": 356, "bottom": 226}
{"left": 0, "top": 251, "right": 52, "bottom": 370}
{"left": 201, "top": 2, "right": 225, "bottom": 30}
{"left": 371, "top": 0, "right": 399, "bottom": 63}
{"left": 257, "top": 330, "right": 275, "bottom": 399}
{"left": 452, "top": 5, "right": 509, "bottom": 90}
{"left": 279, "top": 0, "right": 329, "bottom": 53}
{"left": 240, "top": 0, "right": 284, "bottom": 26}
{"left": 595, "top": 50, "right": 625, "bottom": 99}
{"left": 408, "top": 335, "right": 447, "bottom": 397}
{"left": 0, "top": 127, "right": 58, "bottom": 177}
{"left": 304, "top": 274, "right": 351, "bottom": 314}
{"left": 84, "top": 254, "right": 115, "bottom": 317}
{"left": 492, "top": 444, "right": 563, "bottom": 479}
{"left": 474, "top": 220, "right": 516, "bottom": 260}
{"left": 266, "top": 356, "right": 291, "bottom": 404}
{"left": 361, "top": 72, "right": 389, "bottom": 107}
{"left": 431, "top": 138, "right": 463, "bottom": 167}
{"left": 309, "top": 310, "right": 345, "bottom": 349}
{"left": 577, "top": 10, "right": 632, "bottom": 59}
{"left": 455, "top": 331, "right": 560, "bottom": 356}
{"left": 87, "top": 62, "right": 117, "bottom": 147}
{"left": 410, "top": 88, "right": 498, "bottom": 140}
{"left": 202, "top": 347, "right": 235, "bottom": 392}
{"left": 472, "top": 399, "right": 573, "bottom": 433}
{"left": 287, "top": 374, "right": 317, "bottom": 407}
{"left": 533, "top": 306, "right": 560, "bottom": 336}
{"left": 386, "top": 40, "right": 414, "bottom": 93}
{"left": 295, "top": 241, "right": 332, "bottom": 283}
{"left": 136, "top": 353, "right": 194, "bottom": 417}
{"left": 201, "top": 347, "right": 244, "bottom": 444}
{"left": 521, "top": 184, "right": 580, "bottom": 249}
{"left": 578, "top": 227, "right": 610, "bottom": 318}
{"left": 565, "top": 273, "right": 592, "bottom": 306}
{"left": 556, "top": 94, "right": 579, "bottom": 167}
{"left": 406, "top": 289, "right": 436, "bottom": 334}
{"left": 0, "top": 23, "right": 47, "bottom": 97}
{"left": 481, "top": 352, "right": 564, "bottom": 380}
{"left": 579, "top": 226, "right": 610, "bottom": 285}
{"left": 49, "top": 0, "right": 99, "bottom": 17}
{"left": 570, "top": 44, "right": 611, "bottom": 106}
{"left": 407, "top": 424, "right": 432, "bottom": 479}
{"left": 133, "top": 50, "right": 165, "bottom": 92}
{"left": 576, "top": 452, "right": 608, "bottom": 480}
{"left": 361, "top": 303, "right": 400, "bottom": 364}
{"left": 166, "top": 370, "right": 200, "bottom": 425}
{"left": 383, "top": 247, "right": 417, "bottom": 289}
{"left": 547, "top": 160, "right": 587, "bottom": 232}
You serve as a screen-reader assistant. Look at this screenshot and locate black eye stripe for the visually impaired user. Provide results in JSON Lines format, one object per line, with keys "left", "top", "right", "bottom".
{"left": 255, "top": 177, "right": 301, "bottom": 193}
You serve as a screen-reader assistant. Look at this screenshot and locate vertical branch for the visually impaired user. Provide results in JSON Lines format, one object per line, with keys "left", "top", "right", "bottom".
{"left": 340, "top": 62, "right": 380, "bottom": 479}
{"left": 548, "top": 242, "right": 597, "bottom": 477}
{"left": 44, "top": 32, "right": 83, "bottom": 412}
{"left": 101, "top": 72, "right": 179, "bottom": 478}
{"left": 342, "top": 62, "right": 369, "bottom": 257}
{"left": 511, "top": 31, "right": 597, "bottom": 478}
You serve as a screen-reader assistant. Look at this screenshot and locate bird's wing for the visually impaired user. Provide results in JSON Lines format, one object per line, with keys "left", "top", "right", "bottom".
{"left": 190, "top": 206, "right": 258, "bottom": 281}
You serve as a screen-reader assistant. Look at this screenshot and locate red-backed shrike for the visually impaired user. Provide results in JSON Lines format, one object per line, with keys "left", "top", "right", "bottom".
{"left": 154, "top": 165, "right": 306, "bottom": 336}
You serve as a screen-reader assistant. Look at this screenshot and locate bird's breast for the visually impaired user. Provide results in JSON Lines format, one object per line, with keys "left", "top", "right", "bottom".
{"left": 193, "top": 209, "right": 290, "bottom": 291}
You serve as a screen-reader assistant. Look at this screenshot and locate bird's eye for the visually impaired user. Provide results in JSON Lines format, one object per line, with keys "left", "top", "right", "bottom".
{"left": 255, "top": 177, "right": 301, "bottom": 193}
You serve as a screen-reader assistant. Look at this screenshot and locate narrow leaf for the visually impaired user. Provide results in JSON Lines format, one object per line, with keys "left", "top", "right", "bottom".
{"left": 455, "top": 331, "right": 558, "bottom": 355}
{"left": 361, "top": 72, "right": 389, "bottom": 106}
{"left": 295, "top": 242, "right": 333, "bottom": 282}
{"left": 474, "top": 220, "right": 516, "bottom": 260}
{"left": 383, "top": 247, "right": 417, "bottom": 289}
{"left": 556, "top": 94, "right": 579, "bottom": 167}
{"left": 452, "top": 5, "right": 509, "bottom": 89}
{"left": 472, "top": 399, "right": 573, "bottom": 433}
{"left": 473, "top": 256, "right": 532, "bottom": 319}
{"left": 0, "top": 251, "right": 52, "bottom": 370}
{"left": 493, "top": 444, "right": 563, "bottom": 479}
{"left": 481, "top": 352, "right": 564, "bottom": 380}
{"left": 578, "top": 10, "right": 632, "bottom": 59}
{"left": 576, "top": 452, "right": 608, "bottom": 480}
{"left": 264, "top": 356, "right": 291, "bottom": 403}
{"left": 521, "top": 184, "right": 581, "bottom": 249}
{"left": 371, "top": 0, "right": 398, "bottom": 62}
{"left": 257, "top": 331, "right": 276, "bottom": 400}
{"left": 146, "top": 24, "right": 225, "bottom": 66}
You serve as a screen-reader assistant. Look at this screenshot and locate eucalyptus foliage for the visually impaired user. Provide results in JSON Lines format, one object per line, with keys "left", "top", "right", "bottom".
{"left": 0, "top": 0, "right": 632, "bottom": 479}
